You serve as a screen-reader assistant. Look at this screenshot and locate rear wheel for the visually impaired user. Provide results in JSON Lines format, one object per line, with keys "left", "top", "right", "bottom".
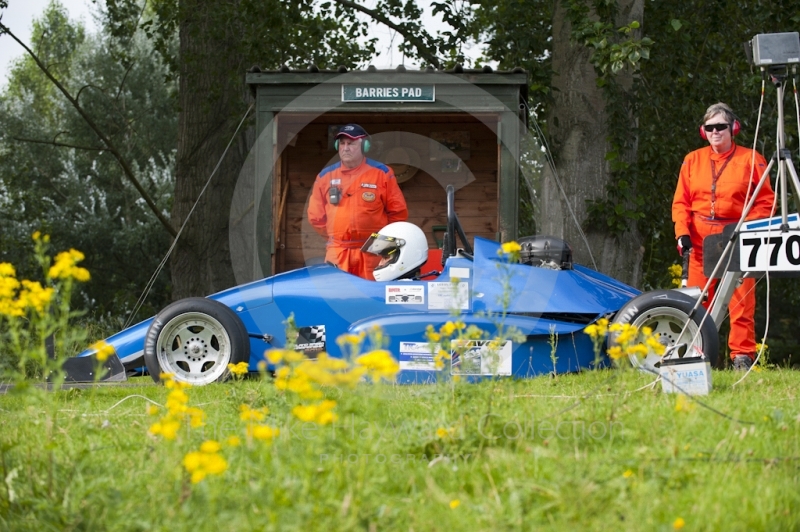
{"left": 611, "top": 290, "right": 718, "bottom": 372}
{"left": 144, "top": 297, "right": 250, "bottom": 385}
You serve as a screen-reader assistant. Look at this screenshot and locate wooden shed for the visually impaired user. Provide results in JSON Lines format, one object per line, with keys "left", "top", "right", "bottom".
{"left": 243, "top": 66, "right": 528, "bottom": 280}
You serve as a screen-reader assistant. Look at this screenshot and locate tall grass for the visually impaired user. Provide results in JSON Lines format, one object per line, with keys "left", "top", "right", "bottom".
{"left": 1, "top": 369, "right": 799, "bottom": 531}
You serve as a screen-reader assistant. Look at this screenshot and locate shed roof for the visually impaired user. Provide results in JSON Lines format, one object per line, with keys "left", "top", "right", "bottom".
{"left": 245, "top": 64, "right": 529, "bottom": 101}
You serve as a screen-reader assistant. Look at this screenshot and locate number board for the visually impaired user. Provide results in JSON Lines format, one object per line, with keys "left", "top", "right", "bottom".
{"left": 739, "top": 230, "right": 800, "bottom": 271}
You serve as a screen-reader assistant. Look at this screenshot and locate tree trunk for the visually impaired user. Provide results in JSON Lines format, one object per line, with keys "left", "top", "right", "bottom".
{"left": 541, "top": 0, "right": 645, "bottom": 287}
{"left": 171, "top": 0, "right": 249, "bottom": 299}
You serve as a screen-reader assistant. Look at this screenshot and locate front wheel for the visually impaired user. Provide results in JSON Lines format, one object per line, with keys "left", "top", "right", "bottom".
{"left": 144, "top": 297, "right": 250, "bottom": 385}
{"left": 611, "top": 290, "right": 718, "bottom": 372}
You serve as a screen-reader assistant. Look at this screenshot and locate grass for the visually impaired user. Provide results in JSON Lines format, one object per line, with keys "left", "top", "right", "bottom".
{"left": 1, "top": 368, "right": 799, "bottom": 531}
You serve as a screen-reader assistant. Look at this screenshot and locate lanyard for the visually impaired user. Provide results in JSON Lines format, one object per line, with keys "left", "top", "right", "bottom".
{"left": 709, "top": 146, "right": 736, "bottom": 219}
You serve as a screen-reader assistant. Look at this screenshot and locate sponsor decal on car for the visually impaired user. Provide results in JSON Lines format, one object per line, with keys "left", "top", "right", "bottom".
{"left": 295, "top": 325, "right": 326, "bottom": 356}
{"left": 385, "top": 285, "right": 425, "bottom": 304}
{"left": 398, "top": 341, "right": 439, "bottom": 370}
{"left": 451, "top": 340, "right": 512, "bottom": 376}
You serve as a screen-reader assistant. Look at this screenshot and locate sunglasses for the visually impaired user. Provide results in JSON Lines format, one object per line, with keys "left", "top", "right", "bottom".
{"left": 703, "top": 123, "right": 729, "bottom": 132}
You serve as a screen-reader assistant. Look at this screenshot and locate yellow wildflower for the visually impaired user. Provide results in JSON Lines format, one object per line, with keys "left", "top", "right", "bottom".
{"left": 239, "top": 404, "right": 268, "bottom": 422}
{"left": 226, "top": 436, "right": 241, "bottom": 447}
{"left": 186, "top": 407, "right": 206, "bottom": 428}
{"left": 607, "top": 346, "right": 623, "bottom": 359}
{"left": 336, "top": 333, "right": 364, "bottom": 347}
{"left": 425, "top": 324, "right": 441, "bottom": 342}
{"left": 292, "top": 400, "right": 338, "bottom": 425}
{"left": 248, "top": 424, "right": 280, "bottom": 441}
{"left": 449, "top": 499, "right": 461, "bottom": 509}
{"left": 183, "top": 447, "right": 228, "bottom": 484}
{"left": 355, "top": 350, "right": 400, "bottom": 381}
{"left": 668, "top": 264, "right": 683, "bottom": 288}
{"left": 626, "top": 344, "right": 648, "bottom": 359}
{"left": 146, "top": 404, "right": 160, "bottom": 416}
{"left": 584, "top": 318, "right": 609, "bottom": 340}
{"left": 674, "top": 395, "right": 695, "bottom": 413}
{"left": 149, "top": 419, "right": 180, "bottom": 440}
{"left": 227, "top": 361, "right": 249, "bottom": 376}
{"left": 436, "top": 427, "right": 456, "bottom": 439}
{"left": 315, "top": 353, "right": 349, "bottom": 371}
{"left": 623, "top": 469, "right": 634, "bottom": 478}
{"left": 48, "top": 249, "right": 90, "bottom": 282}
{"left": 673, "top": 517, "right": 685, "bottom": 530}
{"left": 0, "top": 263, "right": 16, "bottom": 278}
{"left": 441, "top": 321, "right": 456, "bottom": 337}
{"left": 646, "top": 335, "right": 666, "bottom": 355}
{"left": 501, "top": 241, "right": 521, "bottom": 254}
{"left": 90, "top": 340, "right": 115, "bottom": 363}
{"left": 200, "top": 440, "right": 221, "bottom": 454}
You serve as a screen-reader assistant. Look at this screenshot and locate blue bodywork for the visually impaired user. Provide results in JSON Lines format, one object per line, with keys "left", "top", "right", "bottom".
{"left": 79, "top": 237, "right": 639, "bottom": 382}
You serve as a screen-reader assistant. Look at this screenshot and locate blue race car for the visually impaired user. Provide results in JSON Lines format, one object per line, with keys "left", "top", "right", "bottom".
{"left": 70, "top": 186, "right": 718, "bottom": 385}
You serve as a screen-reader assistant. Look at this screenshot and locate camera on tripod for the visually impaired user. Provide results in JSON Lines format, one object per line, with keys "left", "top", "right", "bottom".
{"left": 744, "top": 32, "right": 800, "bottom": 67}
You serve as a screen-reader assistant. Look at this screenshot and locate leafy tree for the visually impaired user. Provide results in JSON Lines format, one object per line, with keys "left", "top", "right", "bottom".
{"left": 0, "top": 0, "right": 176, "bottom": 321}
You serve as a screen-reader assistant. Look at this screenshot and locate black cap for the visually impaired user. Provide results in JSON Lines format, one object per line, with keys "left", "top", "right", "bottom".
{"left": 335, "top": 124, "right": 369, "bottom": 140}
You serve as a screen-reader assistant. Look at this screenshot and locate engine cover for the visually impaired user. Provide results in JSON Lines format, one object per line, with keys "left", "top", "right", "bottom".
{"left": 518, "top": 236, "right": 573, "bottom": 270}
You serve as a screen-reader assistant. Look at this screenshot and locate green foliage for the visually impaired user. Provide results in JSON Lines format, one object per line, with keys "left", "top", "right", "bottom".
{"left": 637, "top": 1, "right": 800, "bottom": 293}
{"left": 564, "top": 0, "right": 652, "bottom": 237}
{"left": 0, "top": 1, "right": 175, "bottom": 320}
{"left": 472, "top": 0, "right": 553, "bottom": 108}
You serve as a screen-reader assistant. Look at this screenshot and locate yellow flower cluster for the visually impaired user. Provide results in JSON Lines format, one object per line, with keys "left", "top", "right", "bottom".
{"left": 182, "top": 440, "right": 228, "bottom": 484}
{"left": 89, "top": 340, "right": 115, "bottom": 363}
{"left": 292, "top": 399, "right": 338, "bottom": 425}
{"left": 0, "top": 264, "right": 54, "bottom": 318}
{"left": 274, "top": 353, "right": 366, "bottom": 399}
{"left": 425, "top": 321, "right": 482, "bottom": 370}
{"left": 48, "top": 249, "right": 90, "bottom": 282}
{"left": 499, "top": 241, "right": 522, "bottom": 263}
{"left": 668, "top": 264, "right": 683, "bottom": 288}
{"left": 674, "top": 394, "right": 696, "bottom": 413}
{"left": 227, "top": 361, "right": 249, "bottom": 377}
{"left": 584, "top": 319, "right": 665, "bottom": 362}
{"left": 583, "top": 318, "right": 609, "bottom": 340}
{"left": 239, "top": 404, "right": 280, "bottom": 442}
{"left": 436, "top": 426, "right": 456, "bottom": 439}
{"left": 354, "top": 350, "right": 400, "bottom": 382}
{"left": 148, "top": 373, "right": 205, "bottom": 440}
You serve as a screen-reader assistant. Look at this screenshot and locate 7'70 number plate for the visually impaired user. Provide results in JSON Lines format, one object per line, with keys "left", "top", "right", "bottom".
{"left": 739, "top": 230, "right": 800, "bottom": 271}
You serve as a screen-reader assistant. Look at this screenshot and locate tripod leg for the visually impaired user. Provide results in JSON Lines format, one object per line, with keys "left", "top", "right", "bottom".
{"left": 710, "top": 271, "right": 744, "bottom": 327}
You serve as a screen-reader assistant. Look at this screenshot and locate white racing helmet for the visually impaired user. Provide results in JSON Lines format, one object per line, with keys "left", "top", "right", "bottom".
{"left": 361, "top": 222, "right": 428, "bottom": 281}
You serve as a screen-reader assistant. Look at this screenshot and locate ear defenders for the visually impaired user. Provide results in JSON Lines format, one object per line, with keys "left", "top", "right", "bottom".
{"left": 334, "top": 137, "right": 371, "bottom": 153}
{"left": 699, "top": 120, "right": 740, "bottom": 140}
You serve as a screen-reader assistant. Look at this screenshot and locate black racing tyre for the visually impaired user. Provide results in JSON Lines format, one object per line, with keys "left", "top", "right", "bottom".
{"left": 144, "top": 297, "right": 250, "bottom": 385}
{"left": 611, "top": 289, "right": 719, "bottom": 372}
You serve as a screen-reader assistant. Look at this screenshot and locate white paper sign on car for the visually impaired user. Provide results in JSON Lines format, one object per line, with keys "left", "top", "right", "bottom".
{"left": 449, "top": 267, "right": 470, "bottom": 279}
{"left": 398, "top": 341, "right": 439, "bottom": 370}
{"left": 451, "top": 340, "right": 512, "bottom": 376}
{"left": 385, "top": 285, "right": 425, "bottom": 304}
{"left": 428, "top": 281, "right": 469, "bottom": 310}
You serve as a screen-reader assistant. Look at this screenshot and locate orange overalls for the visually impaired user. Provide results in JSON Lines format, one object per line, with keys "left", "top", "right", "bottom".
{"left": 672, "top": 143, "right": 775, "bottom": 360}
{"left": 308, "top": 158, "right": 408, "bottom": 280}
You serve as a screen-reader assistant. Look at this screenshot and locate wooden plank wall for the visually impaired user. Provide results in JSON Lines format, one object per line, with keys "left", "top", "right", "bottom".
{"left": 276, "top": 113, "right": 499, "bottom": 273}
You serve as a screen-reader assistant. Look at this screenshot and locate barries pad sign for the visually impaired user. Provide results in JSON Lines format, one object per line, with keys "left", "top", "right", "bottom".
{"left": 342, "top": 85, "right": 435, "bottom": 102}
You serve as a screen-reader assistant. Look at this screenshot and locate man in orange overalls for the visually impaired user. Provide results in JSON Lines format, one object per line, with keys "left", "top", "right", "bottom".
{"left": 307, "top": 124, "right": 408, "bottom": 280}
{"left": 672, "top": 103, "right": 775, "bottom": 370}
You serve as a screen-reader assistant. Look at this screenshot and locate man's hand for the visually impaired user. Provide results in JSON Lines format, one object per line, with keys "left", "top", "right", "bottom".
{"left": 677, "top": 235, "right": 692, "bottom": 256}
